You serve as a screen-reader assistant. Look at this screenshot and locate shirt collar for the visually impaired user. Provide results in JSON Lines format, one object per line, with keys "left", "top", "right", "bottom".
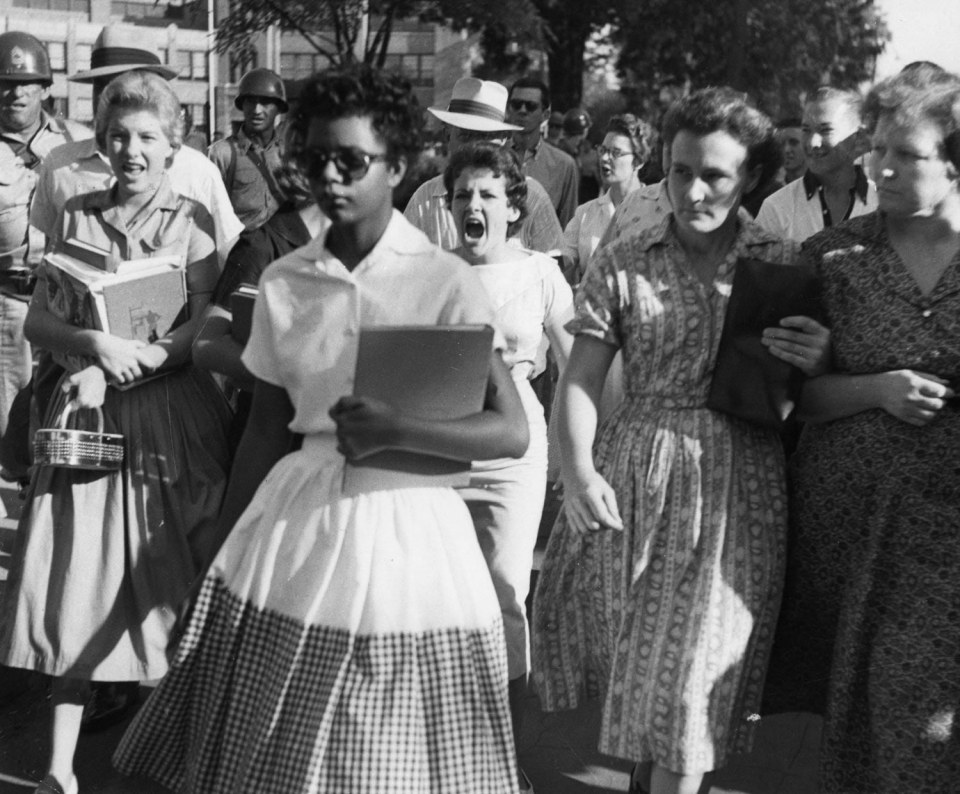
{"left": 803, "top": 164, "right": 870, "bottom": 203}
{"left": 305, "top": 210, "right": 433, "bottom": 278}
{"left": 236, "top": 125, "right": 277, "bottom": 153}
{"left": 636, "top": 211, "right": 783, "bottom": 254}
{"left": 83, "top": 172, "right": 181, "bottom": 213}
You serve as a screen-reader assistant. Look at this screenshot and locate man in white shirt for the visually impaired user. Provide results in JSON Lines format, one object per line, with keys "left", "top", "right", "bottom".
{"left": 756, "top": 87, "right": 877, "bottom": 243}
{"left": 404, "top": 77, "right": 562, "bottom": 254}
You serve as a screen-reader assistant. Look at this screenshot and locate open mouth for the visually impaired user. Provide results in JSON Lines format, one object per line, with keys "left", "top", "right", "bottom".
{"left": 463, "top": 217, "right": 485, "bottom": 242}
{"left": 122, "top": 163, "right": 145, "bottom": 175}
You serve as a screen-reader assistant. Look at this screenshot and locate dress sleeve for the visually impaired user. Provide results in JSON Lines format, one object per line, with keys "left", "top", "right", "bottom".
{"left": 240, "top": 273, "right": 283, "bottom": 386}
{"left": 565, "top": 238, "right": 625, "bottom": 347}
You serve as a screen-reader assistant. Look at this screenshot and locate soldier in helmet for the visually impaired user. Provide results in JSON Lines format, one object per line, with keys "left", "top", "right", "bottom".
{"left": 209, "top": 67, "right": 289, "bottom": 231}
{"left": 0, "top": 31, "right": 90, "bottom": 445}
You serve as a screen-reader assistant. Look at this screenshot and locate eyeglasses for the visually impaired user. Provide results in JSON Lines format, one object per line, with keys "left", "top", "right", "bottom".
{"left": 597, "top": 146, "right": 634, "bottom": 160}
{"left": 509, "top": 99, "right": 541, "bottom": 113}
{"left": 293, "top": 146, "right": 389, "bottom": 182}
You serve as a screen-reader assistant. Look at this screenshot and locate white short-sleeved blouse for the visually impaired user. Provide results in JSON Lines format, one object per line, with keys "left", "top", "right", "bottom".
{"left": 242, "top": 211, "right": 500, "bottom": 435}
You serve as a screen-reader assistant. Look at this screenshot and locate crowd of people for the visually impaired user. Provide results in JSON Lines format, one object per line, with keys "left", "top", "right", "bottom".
{"left": 0, "top": 20, "right": 955, "bottom": 794}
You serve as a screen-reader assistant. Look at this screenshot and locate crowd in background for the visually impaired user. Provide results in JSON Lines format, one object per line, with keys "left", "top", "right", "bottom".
{"left": 0, "top": 22, "right": 955, "bottom": 794}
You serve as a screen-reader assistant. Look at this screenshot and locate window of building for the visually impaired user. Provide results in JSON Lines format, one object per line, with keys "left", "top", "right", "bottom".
{"left": 182, "top": 102, "right": 208, "bottom": 133}
{"left": 189, "top": 51, "right": 207, "bottom": 80}
{"left": 73, "top": 95, "right": 93, "bottom": 124}
{"left": 74, "top": 43, "right": 91, "bottom": 73}
{"left": 45, "top": 41, "right": 67, "bottom": 73}
{"left": 13, "top": 0, "right": 90, "bottom": 10}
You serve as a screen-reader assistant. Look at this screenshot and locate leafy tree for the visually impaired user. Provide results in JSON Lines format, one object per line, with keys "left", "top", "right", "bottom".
{"left": 615, "top": 0, "right": 889, "bottom": 121}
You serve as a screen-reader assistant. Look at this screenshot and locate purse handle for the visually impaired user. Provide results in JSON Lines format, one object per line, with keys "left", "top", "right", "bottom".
{"left": 57, "top": 400, "right": 105, "bottom": 434}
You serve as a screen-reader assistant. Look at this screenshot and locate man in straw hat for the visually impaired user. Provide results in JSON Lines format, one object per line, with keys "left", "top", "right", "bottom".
{"left": 209, "top": 67, "right": 289, "bottom": 232}
{"left": 403, "top": 76, "right": 562, "bottom": 254}
{"left": 0, "top": 31, "right": 90, "bottom": 448}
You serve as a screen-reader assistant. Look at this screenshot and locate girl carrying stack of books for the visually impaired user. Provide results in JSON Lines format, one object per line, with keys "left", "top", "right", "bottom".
{"left": 0, "top": 71, "right": 231, "bottom": 794}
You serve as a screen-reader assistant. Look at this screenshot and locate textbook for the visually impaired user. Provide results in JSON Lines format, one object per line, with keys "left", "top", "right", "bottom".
{"left": 44, "top": 251, "right": 187, "bottom": 344}
{"left": 707, "top": 257, "right": 822, "bottom": 430}
{"left": 229, "top": 285, "right": 258, "bottom": 344}
{"left": 341, "top": 324, "right": 494, "bottom": 496}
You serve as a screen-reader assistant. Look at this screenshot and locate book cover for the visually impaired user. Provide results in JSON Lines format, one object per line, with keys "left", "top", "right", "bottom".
{"left": 229, "top": 285, "right": 258, "bottom": 344}
{"left": 44, "top": 252, "right": 187, "bottom": 342}
{"left": 342, "top": 325, "right": 493, "bottom": 496}
{"left": 707, "top": 257, "right": 822, "bottom": 429}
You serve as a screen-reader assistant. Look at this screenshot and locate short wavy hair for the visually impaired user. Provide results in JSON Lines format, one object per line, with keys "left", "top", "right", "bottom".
{"left": 863, "top": 69, "right": 960, "bottom": 168}
{"left": 286, "top": 65, "right": 422, "bottom": 172}
{"left": 662, "top": 86, "right": 777, "bottom": 181}
{"left": 95, "top": 70, "right": 183, "bottom": 152}
{"left": 443, "top": 142, "right": 528, "bottom": 237}
{"left": 606, "top": 113, "right": 656, "bottom": 167}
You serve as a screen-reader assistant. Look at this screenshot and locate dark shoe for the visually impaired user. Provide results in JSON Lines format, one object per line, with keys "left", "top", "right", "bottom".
{"left": 628, "top": 763, "right": 650, "bottom": 793}
{"left": 518, "top": 768, "right": 534, "bottom": 793}
{"left": 80, "top": 681, "right": 139, "bottom": 733}
{"left": 34, "top": 774, "right": 78, "bottom": 794}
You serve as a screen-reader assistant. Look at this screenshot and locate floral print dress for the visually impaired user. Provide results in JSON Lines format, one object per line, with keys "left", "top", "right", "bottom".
{"left": 533, "top": 216, "right": 799, "bottom": 774}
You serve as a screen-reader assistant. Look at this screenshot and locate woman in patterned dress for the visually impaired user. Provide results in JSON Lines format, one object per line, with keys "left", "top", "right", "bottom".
{"left": 113, "top": 66, "right": 529, "bottom": 793}
{"left": 0, "top": 71, "right": 231, "bottom": 794}
{"left": 446, "top": 142, "right": 575, "bottom": 791}
{"left": 531, "top": 88, "right": 830, "bottom": 794}
{"left": 779, "top": 69, "right": 960, "bottom": 793}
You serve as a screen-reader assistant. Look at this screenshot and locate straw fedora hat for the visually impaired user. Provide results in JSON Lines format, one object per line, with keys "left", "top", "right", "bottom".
{"left": 428, "top": 77, "right": 521, "bottom": 132}
{"left": 69, "top": 24, "right": 179, "bottom": 83}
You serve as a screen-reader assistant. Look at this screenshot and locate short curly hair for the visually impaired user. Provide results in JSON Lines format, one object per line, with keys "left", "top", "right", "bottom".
{"left": 605, "top": 113, "right": 656, "bottom": 167}
{"left": 95, "top": 70, "right": 183, "bottom": 153}
{"left": 864, "top": 69, "right": 960, "bottom": 168}
{"left": 443, "top": 142, "right": 528, "bottom": 237}
{"left": 286, "top": 65, "right": 423, "bottom": 172}
{"left": 662, "top": 86, "right": 777, "bottom": 182}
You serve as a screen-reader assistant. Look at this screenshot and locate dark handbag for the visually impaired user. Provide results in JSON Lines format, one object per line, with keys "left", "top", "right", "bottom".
{"left": 707, "top": 257, "right": 823, "bottom": 430}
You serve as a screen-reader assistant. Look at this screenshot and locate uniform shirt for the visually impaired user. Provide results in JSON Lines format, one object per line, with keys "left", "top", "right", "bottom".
{"left": 403, "top": 173, "right": 563, "bottom": 254}
{"left": 0, "top": 112, "right": 91, "bottom": 268}
{"left": 754, "top": 167, "right": 877, "bottom": 243}
{"left": 31, "top": 138, "right": 243, "bottom": 267}
{"left": 208, "top": 126, "right": 285, "bottom": 232}
{"left": 243, "top": 210, "right": 501, "bottom": 435}
{"left": 515, "top": 138, "right": 579, "bottom": 228}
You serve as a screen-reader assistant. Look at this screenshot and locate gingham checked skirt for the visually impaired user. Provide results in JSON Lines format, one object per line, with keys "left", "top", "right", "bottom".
{"left": 113, "top": 435, "right": 518, "bottom": 793}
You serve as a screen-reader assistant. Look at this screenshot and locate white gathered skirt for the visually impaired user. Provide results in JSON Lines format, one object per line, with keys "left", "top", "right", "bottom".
{"left": 114, "top": 434, "right": 518, "bottom": 794}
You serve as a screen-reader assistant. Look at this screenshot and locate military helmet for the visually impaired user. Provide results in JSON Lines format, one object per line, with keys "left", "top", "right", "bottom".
{"left": 0, "top": 32, "right": 52, "bottom": 85}
{"left": 235, "top": 68, "right": 288, "bottom": 112}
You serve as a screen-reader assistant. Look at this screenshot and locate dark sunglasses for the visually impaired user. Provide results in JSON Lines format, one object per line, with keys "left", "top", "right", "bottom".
{"left": 293, "top": 146, "right": 389, "bottom": 182}
{"left": 509, "top": 99, "right": 541, "bottom": 113}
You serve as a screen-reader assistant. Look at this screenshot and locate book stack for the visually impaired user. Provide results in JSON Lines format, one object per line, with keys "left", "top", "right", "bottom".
{"left": 229, "top": 285, "right": 258, "bottom": 344}
{"left": 44, "top": 239, "right": 187, "bottom": 344}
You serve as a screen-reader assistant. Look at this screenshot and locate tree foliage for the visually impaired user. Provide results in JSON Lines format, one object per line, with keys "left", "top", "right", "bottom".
{"left": 615, "top": 0, "right": 889, "bottom": 121}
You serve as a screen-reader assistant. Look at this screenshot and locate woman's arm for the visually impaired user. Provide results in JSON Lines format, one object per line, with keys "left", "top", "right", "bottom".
{"left": 206, "top": 380, "right": 295, "bottom": 561}
{"left": 799, "top": 370, "right": 955, "bottom": 426}
{"left": 542, "top": 270, "right": 576, "bottom": 374}
{"left": 557, "top": 335, "right": 623, "bottom": 532}
{"left": 192, "top": 304, "right": 255, "bottom": 388}
{"left": 330, "top": 350, "right": 530, "bottom": 463}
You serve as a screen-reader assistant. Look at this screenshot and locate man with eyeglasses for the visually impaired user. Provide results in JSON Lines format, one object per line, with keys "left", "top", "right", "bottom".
{"left": 0, "top": 31, "right": 90, "bottom": 447}
{"left": 507, "top": 77, "right": 579, "bottom": 227}
{"left": 403, "top": 77, "right": 563, "bottom": 254}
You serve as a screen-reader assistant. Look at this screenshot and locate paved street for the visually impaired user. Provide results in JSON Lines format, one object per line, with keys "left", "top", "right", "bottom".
{"left": 1, "top": 478, "right": 822, "bottom": 793}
